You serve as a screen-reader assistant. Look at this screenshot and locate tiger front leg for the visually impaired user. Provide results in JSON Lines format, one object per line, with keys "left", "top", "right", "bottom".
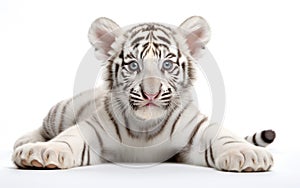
{"left": 180, "top": 124, "right": 274, "bottom": 172}
{"left": 12, "top": 124, "right": 102, "bottom": 169}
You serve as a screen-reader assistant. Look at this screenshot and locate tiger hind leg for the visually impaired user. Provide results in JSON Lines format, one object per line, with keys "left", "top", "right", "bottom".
{"left": 13, "top": 97, "right": 78, "bottom": 150}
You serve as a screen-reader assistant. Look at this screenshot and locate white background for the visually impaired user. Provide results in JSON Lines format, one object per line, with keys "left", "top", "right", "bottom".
{"left": 1, "top": 0, "right": 299, "bottom": 151}
{"left": 0, "top": 0, "right": 300, "bottom": 187}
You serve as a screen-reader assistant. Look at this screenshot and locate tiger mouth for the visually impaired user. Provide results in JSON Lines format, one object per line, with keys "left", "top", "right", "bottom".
{"left": 143, "top": 102, "right": 159, "bottom": 107}
{"left": 130, "top": 100, "right": 165, "bottom": 110}
{"left": 133, "top": 102, "right": 169, "bottom": 111}
{"left": 135, "top": 100, "right": 161, "bottom": 108}
{"left": 129, "top": 90, "right": 172, "bottom": 110}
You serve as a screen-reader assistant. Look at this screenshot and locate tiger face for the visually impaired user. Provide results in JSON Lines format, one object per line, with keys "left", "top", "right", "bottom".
{"left": 88, "top": 17, "right": 210, "bottom": 121}
{"left": 117, "top": 25, "right": 191, "bottom": 120}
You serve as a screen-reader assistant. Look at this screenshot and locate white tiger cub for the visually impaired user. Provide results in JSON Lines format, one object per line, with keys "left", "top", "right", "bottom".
{"left": 12, "top": 16, "right": 276, "bottom": 172}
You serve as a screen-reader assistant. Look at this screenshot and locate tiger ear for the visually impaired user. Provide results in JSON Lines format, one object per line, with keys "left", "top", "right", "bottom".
{"left": 179, "top": 16, "right": 211, "bottom": 58}
{"left": 88, "top": 17, "right": 120, "bottom": 60}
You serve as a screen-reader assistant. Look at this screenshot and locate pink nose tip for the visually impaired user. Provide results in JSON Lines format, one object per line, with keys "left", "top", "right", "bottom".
{"left": 143, "top": 92, "right": 160, "bottom": 100}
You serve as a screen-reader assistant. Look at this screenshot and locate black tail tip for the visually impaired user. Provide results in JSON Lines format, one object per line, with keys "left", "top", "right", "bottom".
{"left": 261, "top": 130, "right": 276, "bottom": 143}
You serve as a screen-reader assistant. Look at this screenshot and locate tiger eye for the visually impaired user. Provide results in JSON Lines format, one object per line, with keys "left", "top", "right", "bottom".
{"left": 162, "top": 61, "right": 173, "bottom": 70}
{"left": 128, "top": 61, "right": 139, "bottom": 72}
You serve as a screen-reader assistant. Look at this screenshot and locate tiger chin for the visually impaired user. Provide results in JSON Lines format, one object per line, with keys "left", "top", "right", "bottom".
{"left": 12, "top": 16, "right": 276, "bottom": 172}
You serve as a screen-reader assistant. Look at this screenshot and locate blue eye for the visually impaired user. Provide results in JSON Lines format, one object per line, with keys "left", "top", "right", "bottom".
{"left": 128, "top": 61, "right": 139, "bottom": 72}
{"left": 162, "top": 60, "right": 173, "bottom": 70}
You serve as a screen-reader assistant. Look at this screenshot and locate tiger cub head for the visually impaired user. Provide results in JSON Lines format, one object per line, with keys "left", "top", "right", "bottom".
{"left": 88, "top": 16, "right": 210, "bottom": 121}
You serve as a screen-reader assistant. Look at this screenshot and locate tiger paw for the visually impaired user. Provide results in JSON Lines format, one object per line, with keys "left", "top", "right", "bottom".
{"left": 215, "top": 145, "right": 274, "bottom": 172}
{"left": 13, "top": 130, "right": 45, "bottom": 149}
{"left": 12, "top": 142, "right": 75, "bottom": 169}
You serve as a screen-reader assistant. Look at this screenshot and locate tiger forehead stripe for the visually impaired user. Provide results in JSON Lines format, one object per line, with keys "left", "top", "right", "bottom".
{"left": 131, "top": 36, "right": 145, "bottom": 46}
{"left": 128, "top": 23, "right": 173, "bottom": 40}
{"left": 157, "top": 36, "right": 171, "bottom": 45}
{"left": 166, "top": 53, "right": 176, "bottom": 58}
{"left": 125, "top": 52, "right": 135, "bottom": 59}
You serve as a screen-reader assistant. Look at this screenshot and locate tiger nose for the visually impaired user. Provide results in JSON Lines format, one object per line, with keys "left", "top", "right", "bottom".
{"left": 141, "top": 77, "right": 162, "bottom": 100}
{"left": 142, "top": 91, "right": 160, "bottom": 100}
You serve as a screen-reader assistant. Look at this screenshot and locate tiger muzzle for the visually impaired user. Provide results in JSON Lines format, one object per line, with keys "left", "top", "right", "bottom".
{"left": 140, "top": 77, "right": 162, "bottom": 100}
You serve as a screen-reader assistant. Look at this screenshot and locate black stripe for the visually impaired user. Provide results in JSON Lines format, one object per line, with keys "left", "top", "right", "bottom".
{"left": 104, "top": 97, "right": 122, "bottom": 142}
{"left": 131, "top": 36, "right": 145, "bottom": 46}
{"left": 122, "top": 60, "right": 137, "bottom": 66}
{"left": 118, "top": 50, "right": 124, "bottom": 58}
{"left": 130, "top": 96, "right": 143, "bottom": 101}
{"left": 49, "top": 103, "right": 60, "bottom": 135}
{"left": 106, "top": 59, "right": 114, "bottom": 89}
{"left": 87, "top": 146, "right": 90, "bottom": 166}
{"left": 160, "top": 96, "right": 171, "bottom": 101}
{"left": 165, "top": 53, "right": 176, "bottom": 58}
{"left": 209, "top": 141, "right": 215, "bottom": 166}
{"left": 223, "top": 140, "right": 243, "bottom": 146}
{"left": 52, "top": 140, "right": 73, "bottom": 153}
{"left": 46, "top": 106, "right": 53, "bottom": 125}
{"left": 151, "top": 32, "right": 157, "bottom": 40}
{"left": 130, "top": 92, "right": 141, "bottom": 97}
{"left": 51, "top": 102, "right": 60, "bottom": 124}
{"left": 81, "top": 143, "right": 86, "bottom": 166}
{"left": 140, "top": 42, "right": 150, "bottom": 59}
{"left": 90, "top": 116, "right": 105, "bottom": 131}
{"left": 76, "top": 100, "right": 94, "bottom": 121}
{"left": 129, "top": 27, "right": 144, "bottom": 39}
{"left": 115, "top": 64, "right": 119, "bottom": 81}
{"left": 58, "top": 99, "right": 72, "bottom": 133}
{"left": 161, "top": 92, "right": 171, "bottom": 97}
{"left": 146, "top": 104, "right": 177, "bottom": 140}
{"left": 170, "top": 102, "right": 192, "bottom": 136}
{"left": 252, "top": 133, "right": 259, "bottom": 146}
{"left": 173, "top": 70, "right": 180, "bottom": 76}
{"left": 133, "top": 43, "right": 139, "bottom": 49}
{"left": 188, "top": 117, "right": 208, "bottom": 145}
{"left": 241, "top": 152, "right": 246, "bottom": 167}
{"left": 151, "top": 49, "right": 156, "bottom": 56}
{"left": 156, "top": 27, "right": 171, "bottom": 38}
{"left": 155, "top": 43, "right": 169, "bottom": 51}
{"left": 125, "top": 52, "right": 135, "bottom": 59}
{"left": 85, "top": 120, "right": 103, "bottom": 149}
{"left": 188, "top": 60, "right": 196, "bottom": 80}
{"left": 185, "top": 113, "right": 198, "bottom": 127}
{"left": 170, "top": 67, "right": 179, "bottom": 75}
{"left": 121, "top": 68, "right": 129, "bottom": 77}
{"left": 109, "top": 100, "right": 132, "bottom": 139}
{"left": 157, "top": 36, "right": 171, "bottom": 45}
{"left": 205, "top": 146, "right": 211, "bottom": 167}
{"left": 158, "top": 49, "right": 162, "bottom": 58}
{"left": 145, "top": 32, "right": 151, "bottom": 40}
{"left": 170, "top": 66, "right": 179, "bottom": 74}
{"left": 181, "top": 62, "right": 186, "bottom": 85}
{"left": 42, "top": 121, "right": 51, "bottom": 139}
{"left": 218, "top": 136, "right": 234, "bottom": 141}
{"left": 120, "top": 51, "right": 127, "bottom": 66}
{"left": 142, "top": 48, "right": 152, "bottom": 59}
{"left": 167, "top": 80, "right": 176, "bottom": 90}
{"left": 124, "top": 113, "right": 139, "bottom": 138}
{"left": 175, "top": 49, "right": 181, "bottom": 66}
